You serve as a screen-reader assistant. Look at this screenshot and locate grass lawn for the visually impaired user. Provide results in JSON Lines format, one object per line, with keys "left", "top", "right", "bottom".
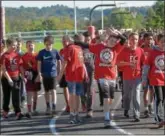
{"left": 22, "top": 41, "right": 63, "bottom": 52}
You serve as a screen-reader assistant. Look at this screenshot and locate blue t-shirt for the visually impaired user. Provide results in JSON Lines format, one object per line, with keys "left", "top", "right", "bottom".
{"left": 37, "top": 49, "right": 61, "bottom": 77}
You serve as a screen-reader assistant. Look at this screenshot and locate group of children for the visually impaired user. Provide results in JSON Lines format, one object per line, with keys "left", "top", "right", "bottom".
{"left": 0, "top": 26, "right": 164, "bottom": 128}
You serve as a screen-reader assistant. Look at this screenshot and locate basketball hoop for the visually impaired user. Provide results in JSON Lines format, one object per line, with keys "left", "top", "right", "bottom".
{"left": 131, "top": 11, "right": 137, "bottom": 18}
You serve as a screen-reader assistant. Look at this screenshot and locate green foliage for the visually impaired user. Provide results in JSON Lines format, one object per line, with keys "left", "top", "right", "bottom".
{"left": 4, "top": 2, "right": 163, "bottom": 32}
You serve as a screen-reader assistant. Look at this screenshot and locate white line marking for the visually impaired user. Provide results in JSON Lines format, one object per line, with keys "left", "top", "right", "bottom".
{"left": 111, "top": 96, "right": 135, "bottom": 136}
{"left": 49, "top": 107, "right": 66, "bottom": 135}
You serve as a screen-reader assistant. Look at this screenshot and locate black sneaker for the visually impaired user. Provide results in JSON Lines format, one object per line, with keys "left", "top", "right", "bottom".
{"left": 75, "top": 114, "right": 82, "bottom": 124}
{"left": 144, "top": 110, "right": 150, "bottom": 118}
{"left": 25, "top": 112, "right": 32, "bottom": 119}
{"left": 16, "top": 112, "right": 24, "bottom": 120}
{"left": 124, "top": 110, "right": 129, "bottom": 118}
{"left": 104, "top": 120, "right": 112, "bottom": 128}
{"left": 133, "top": 117, "right": 140, "bottom": 122}
{"left": 69, "top": 114, "right": 76, "bottom": 124}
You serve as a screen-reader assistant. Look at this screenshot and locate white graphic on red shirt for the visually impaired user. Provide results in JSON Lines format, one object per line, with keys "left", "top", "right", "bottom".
{"left": 9, "top": 58, "right": 18, "bottom": 71}
{"left": 155, "top": 55, "right": 165, "bottom": 73}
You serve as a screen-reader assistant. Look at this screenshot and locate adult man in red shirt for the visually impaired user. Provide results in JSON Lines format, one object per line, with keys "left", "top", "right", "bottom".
{"left": 58, "top": 35, "right": 87, "bottom": 124}
{"left": 0, "top": 38, "right": 25, "bottom": 120}
{"left": 142, "top": 33, "right": 165, "bottom": 127}
{"left": 117, "top": 32, "right": 145, "bottom": 122}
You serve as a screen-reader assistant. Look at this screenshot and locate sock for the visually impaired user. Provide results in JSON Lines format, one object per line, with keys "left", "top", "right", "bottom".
{"left": 46, "top": 102, "right": 50, "bottom": 108}
{"left": 52, "top": 103, "right": 56, "bottom": 109}
{"left": 33, "top": 102, "right": 37, "bottom": 111}
{"left": 104, "top": 112, "right": 110, "bottom": 121}
{"left": 145, "top": 105, "right": 148, "bottom": 111}
{"left": 70, "top": 112, "right": 75, "bottom": 116}
{"left": 75, "top": 111, "right": 79, "bottom": 115}
{"left": 27, "top": 105, "right": 31, "bottom": 113}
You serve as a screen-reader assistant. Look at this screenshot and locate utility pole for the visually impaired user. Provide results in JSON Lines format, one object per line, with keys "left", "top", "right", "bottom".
{"left": 73, "top": 0, "right": 77, "bottom": 34}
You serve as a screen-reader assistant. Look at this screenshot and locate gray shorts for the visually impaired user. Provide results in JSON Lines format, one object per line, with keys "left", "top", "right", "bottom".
{"left": 98, "top": 78, "right": 116, "bottom": 99}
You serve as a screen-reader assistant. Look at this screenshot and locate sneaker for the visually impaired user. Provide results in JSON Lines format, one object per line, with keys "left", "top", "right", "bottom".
{"left": 2, "top": 111, "right": 8, "bottom": 119}
{"left": 86, "top": 111, "right": 93, "bottom": 118}
{"left": 144, "top": 110, "right": 150, "bottom": 118}
{"left": 100, "top": 103, "right": 103, "bottom": 107}
{"left": 158, "top": 121, "right": 165, "bottom": 128}
{"left": 25, "top": 112, "right": 32, "bottom": 119}
{"left": 82, "top": 104, "right": 87, "bottom": 112}
{"left": 104, "top": 120, "right": 112, "bottom": 128}
{"left": 45, "top": 107, "right": 51, "bottom": 115}
{"left": 16, "top": 112, "right": 24, "bottom": 120}
{"left": 75, "top": 114, "right": 82, "bottom": 124}
{"left": 124, "top": 110, "right": 129, "bottom": 118}
{"left": 65, "top": 106, "right": 70, "bottom": 113}
{"left": 148, "top": 105, "right": 154, "bottom": 115}
{"left": 133, "top": 117, "right": 140, "bottom": 122}
{"left": 69, "top": 114, "right": 76, "bottom": 124}
{"left": 52, "top": 106, "right": 56, "bottom": 115}
{"left": 32, "top": 110, "right": 39, "bottom": 116}
{"left": 20, "top": 100, "right": 26, "bottom": 109}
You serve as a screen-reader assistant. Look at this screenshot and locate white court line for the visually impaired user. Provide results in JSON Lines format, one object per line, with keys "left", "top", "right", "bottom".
{"left": 111, "top": 96, "right": 135, "bottom": 136}
{"left": 49, "top": 107, "right": 66, "bottom": 136}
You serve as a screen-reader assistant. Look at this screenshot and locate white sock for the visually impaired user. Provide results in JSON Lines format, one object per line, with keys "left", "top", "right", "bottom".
{"left": 104, "top": 112, "right": 110, "bottom": 121}
{"left": 70, "top": 112, "right": 75, "bottom": 116}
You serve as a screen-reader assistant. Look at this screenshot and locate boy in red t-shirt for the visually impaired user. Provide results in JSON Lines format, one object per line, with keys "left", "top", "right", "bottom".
{"left": 142, "top": 34, "right": 165, "bottom": 127}
{"left": 22, "top": 40, "right": 41, "bottom": 118}
{"left": 117, "top": 32, "right": 145, "bottom": 122}
{"left": 59, "top": 36, "right": 70, "bottom": 113}
{"left": 141, "top": 33, "right": 155, "bottom": 117}
{"left": 75, "top": 28, "right": 127, "bottom": 128}
{"left": 58, "top": 35, "right": 88, "bottom": 124}
{"left": 0, "top": 38, "right": 25, "bottom": 120}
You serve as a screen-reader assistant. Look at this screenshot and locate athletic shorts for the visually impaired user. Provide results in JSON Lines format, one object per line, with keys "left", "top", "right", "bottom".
{"left": 98, "top": 78, "right": 116, "bottom": 99}
{"left": 59, "top": 75, "right": 67, "bottom": 88}
{"left": 43, "top": 77, "right": 56, "bottom": 91}
{"left": 67, "top": 82, "right": 84, "bottom": 96}
{"left": 143, "top": 79, "right": 153, "bottom": 91}
{"left": 25, "top": 70, "right": 41, "bottom": 91}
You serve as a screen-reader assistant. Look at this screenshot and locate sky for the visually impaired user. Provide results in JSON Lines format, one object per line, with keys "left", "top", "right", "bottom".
{"left": 2, "top": 1, "right": 156, "bottom": 9}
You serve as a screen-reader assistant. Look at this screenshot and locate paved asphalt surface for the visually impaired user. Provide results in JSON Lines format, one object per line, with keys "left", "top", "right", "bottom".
{"left": 0, "top": 82, "right": 165, "bottom": 135}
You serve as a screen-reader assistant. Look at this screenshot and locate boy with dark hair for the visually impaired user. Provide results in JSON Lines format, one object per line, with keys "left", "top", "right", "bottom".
{"left": 141, "top": 32, "right": 155, "bottom": 117}
{"left": 142, "top": 34, "right": 165, "bottom": 127}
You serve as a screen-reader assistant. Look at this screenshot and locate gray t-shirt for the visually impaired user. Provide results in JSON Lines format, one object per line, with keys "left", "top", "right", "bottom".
{"left": 83, "top": 48, "right": 94, "bottom": 72}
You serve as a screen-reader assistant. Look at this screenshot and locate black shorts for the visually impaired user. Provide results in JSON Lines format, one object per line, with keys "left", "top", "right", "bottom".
{"left": 59, "top": 75, "right": 67, "bottom": 88}
{"left": 43, "top": 77, "right": 56, "bottom": 91}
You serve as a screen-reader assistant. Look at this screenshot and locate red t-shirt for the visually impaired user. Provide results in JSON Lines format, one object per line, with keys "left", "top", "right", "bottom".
{"left": 22, "top": 52, "right": 38, "bottom": 71}
{"left": 145, "top": 49, "right": 165, "bottom": 86}
{"left": 138, "top": 39, "right": 144, "bottom": 47}
{"left": 117, "top": 47, "right": 145, "bottom": 80}
{"left": 89, "top": 43, "right": 124, "bottom": 80}
{"left": 0, "top": 51, "right": 23, "bottom": 78}
{"left": 62, "top": 44, "right": 86, "bottom": 82}
{"left": 141, "top": 46, "right": 152, "bottom": 61}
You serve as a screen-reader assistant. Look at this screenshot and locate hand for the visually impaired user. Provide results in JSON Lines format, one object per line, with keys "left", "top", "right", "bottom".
{"left": 85, "top": 76, "right": 90, "bottom": 83}
{"left": 142, "top": 81, "right": 146, "bottom": 87}
{"left": 23, "top": 78, "right": 27, "bottom": 83}
{"left": 35, "top": 74, "right": 42, "bottom": 83}
{"left": 107, "top": 28, "right": 121, "bottom": 37}
{"left": 130, "top": 62, "right": 136, "bottom": 68}
{"left": 8, "top": 79, "right": 14, "bottom": 87}
{"left": 56, "top": 75, "right": 62, "bottom": 83}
